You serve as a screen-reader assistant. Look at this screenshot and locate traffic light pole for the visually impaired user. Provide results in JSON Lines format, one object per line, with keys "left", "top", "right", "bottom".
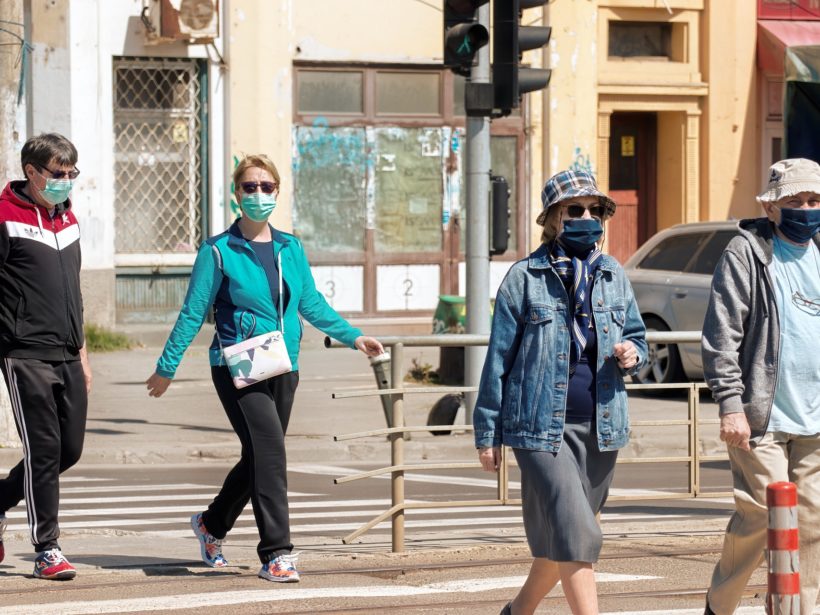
{"left": 464, "top": 2, "right": 491, "bottom": 423}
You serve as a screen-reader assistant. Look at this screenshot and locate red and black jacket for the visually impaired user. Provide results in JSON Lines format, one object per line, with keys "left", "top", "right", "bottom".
{"left": 0, "top": 180, "right": 84, "bottom": 360}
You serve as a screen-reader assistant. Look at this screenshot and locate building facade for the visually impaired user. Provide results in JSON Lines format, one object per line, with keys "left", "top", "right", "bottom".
{"left": 6, "top": 0, "right": 815, "bottom": 326}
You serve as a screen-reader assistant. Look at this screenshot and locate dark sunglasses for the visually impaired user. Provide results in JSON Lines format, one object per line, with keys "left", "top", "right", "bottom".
{"left": 240, "top": 181, "right": 278, "bottom": 194}
{"left": 38, "top": 165, "right": 80, "bottom": 180}
{"left": 565, "top": 203, "right": 606, "bottom": 220}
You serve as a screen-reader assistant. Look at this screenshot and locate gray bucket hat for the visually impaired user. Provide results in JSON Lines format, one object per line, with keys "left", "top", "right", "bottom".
{"left": 536, "top": 169, "right": 616, "bottom": 226}
{"left": 756, "top": 158, "right": 820, "bottom": 204}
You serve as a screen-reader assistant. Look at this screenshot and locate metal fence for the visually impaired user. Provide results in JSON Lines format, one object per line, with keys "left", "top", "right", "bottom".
{"left": 326, "top": 332, "right": 729, "bottom": 553}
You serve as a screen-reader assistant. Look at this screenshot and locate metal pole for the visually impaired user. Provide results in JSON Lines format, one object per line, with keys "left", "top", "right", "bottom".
{"left": 390, "top": 343, "right": 405, "bottom": 552}
{"left": 464, "top": 2, "right": 491, "bottom": 422}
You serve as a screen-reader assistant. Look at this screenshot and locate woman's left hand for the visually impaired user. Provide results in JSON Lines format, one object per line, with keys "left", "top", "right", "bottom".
{"left": 354, "top": 336, "right": 385, "bottom": 357}
{"left": 613, "top": 340, "right": 638, "bottom": 369}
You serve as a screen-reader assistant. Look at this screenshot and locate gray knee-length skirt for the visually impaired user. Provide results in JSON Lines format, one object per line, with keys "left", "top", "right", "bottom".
{"left": 513, "top": 419, "right": 618, "bottom": 563}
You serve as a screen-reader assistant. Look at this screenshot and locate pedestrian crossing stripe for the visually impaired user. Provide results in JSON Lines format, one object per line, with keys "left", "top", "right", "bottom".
{"left": 0, "top": 574, "right": 664, "bottom": 615}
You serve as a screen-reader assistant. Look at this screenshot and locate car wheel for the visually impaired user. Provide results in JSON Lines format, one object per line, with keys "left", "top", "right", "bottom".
{"left": 632, "top": 316, "right": 685, "bottom": 386}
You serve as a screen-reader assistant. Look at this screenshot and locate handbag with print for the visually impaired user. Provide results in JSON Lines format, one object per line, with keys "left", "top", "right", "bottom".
{"left": 219, "top": 252, "right": 291, "bottom": 389}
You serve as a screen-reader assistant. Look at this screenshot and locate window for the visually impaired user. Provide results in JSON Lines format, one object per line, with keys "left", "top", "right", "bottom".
{"left": 609, "top": 21, "right": 672, "bottom": 60}
{"left": 376, "top": 72, "right": 440, "bottom": 115}
{"left": 637, "top": 233, "right": 709, "bottom": 272}
{"left": 113, "top": 57, "right": 204, "bottom": 254}
{"left": 688, "top": 231, "right": 737, "bottom": 275}
{"left": 297, "top": 70, "right": 363, "bottom": 114}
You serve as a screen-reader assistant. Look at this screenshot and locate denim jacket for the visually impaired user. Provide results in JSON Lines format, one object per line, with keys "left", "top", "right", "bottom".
{"left": 473, "top": 244, "right": 648, "bottom": 453}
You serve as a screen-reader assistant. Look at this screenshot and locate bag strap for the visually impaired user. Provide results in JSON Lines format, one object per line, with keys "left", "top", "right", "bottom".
{"left": 216, "top": 247, "right": 285, "bottom": 353}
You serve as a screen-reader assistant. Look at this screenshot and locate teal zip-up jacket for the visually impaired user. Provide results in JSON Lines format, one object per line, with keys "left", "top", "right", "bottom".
{"left": 155, "top": 221, "right": 362, "bottom": 378}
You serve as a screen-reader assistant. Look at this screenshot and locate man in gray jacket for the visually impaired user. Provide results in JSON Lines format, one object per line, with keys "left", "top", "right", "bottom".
{"left": 702, "top": 158, "right": 820, "bottom": 615}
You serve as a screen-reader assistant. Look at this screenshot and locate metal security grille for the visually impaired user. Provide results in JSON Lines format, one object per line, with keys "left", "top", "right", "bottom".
{"left": 113, "top": 57, "right": 202, "bottom": 254}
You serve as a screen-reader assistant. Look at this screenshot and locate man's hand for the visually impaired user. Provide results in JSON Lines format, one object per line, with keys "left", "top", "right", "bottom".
{"left": 478, "top": 447, "right": 501, "bottom": 472}
{"left": 146, "top": 373, "right": 172, "bottom": 398}
{"left": 720, "top": 412, "right": 751, "bottom": 451}
{"left": 79, "top": 345, "right": 92, "bottom": 394}
{"left": 613, "top": 340, "right": 638, "bottom": 369}
{"left": 354, "top": 336, "right": 385, "bottom": 357}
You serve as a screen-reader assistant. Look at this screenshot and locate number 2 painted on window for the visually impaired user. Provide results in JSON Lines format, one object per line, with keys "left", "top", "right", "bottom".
{"left": 403, "top": 278, "right": 413, "bottom": 297}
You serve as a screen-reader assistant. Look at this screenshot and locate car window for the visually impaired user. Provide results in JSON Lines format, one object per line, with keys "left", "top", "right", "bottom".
{"left": 637, "top": 232, "right": 710, "bottom": 272}
{"left": 687, "top": 230, "right": 737, "bottom": 275}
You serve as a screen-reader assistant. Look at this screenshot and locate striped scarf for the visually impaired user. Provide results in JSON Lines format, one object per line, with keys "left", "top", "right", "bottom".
{"left": 550, "top": 241, "right": 602, "bottom": 372}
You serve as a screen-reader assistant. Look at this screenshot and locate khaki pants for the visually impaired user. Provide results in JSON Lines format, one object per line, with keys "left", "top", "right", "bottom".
{"left": 707, "top": 432, "right": 820, "bottom": 615}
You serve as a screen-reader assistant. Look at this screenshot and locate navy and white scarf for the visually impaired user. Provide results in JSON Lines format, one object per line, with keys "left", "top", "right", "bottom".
{"left": 549, "top": 241, "right": 602, "bottom": 372}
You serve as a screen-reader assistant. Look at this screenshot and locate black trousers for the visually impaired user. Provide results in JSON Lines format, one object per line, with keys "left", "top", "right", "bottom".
{"left": 0, "top": 357, "right": 87, "bottom": 552}
{"left": 203, "top": 366, "right": 299, "bottom": 564}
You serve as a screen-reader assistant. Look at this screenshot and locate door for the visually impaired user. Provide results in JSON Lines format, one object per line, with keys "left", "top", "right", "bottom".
{"left": 607, "top": 113, "right": 657, "bottom": 264}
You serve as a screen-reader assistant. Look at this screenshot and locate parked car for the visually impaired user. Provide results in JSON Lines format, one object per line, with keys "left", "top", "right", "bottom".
{"left": 623, "top": 220, "right": 740, "bottom": 385}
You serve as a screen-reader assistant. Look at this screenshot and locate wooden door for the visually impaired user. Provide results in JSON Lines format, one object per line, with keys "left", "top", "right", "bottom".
{"left": 607, "top": 113, "right": 657, "bottom": 264}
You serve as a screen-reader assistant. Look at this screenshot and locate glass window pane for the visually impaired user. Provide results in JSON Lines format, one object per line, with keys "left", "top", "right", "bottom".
{"left": 297, "top": 71, "right": 363, "bottom": 114}
{"left": 688, "top": 231, "right": 736, "bottom": 275}
{"left": 453, "top": 74, "right": 466, "bottom": 117}
{"left": 459, "top": 135, "right": 518, "bottom": 253}
{"left": 638, "top": 233, "right": 707, "bottom": 272}
{"left": 374, "top": 127, "right": 443, "bottom": 253}
{"left": 293, "top": 126, "right": 367, "bottom": 252}
{"left": 609, "top": 22, "right": 671, "bottom": 59}
{"left": 376, "top": 72, "right": 440, "bottom": 115}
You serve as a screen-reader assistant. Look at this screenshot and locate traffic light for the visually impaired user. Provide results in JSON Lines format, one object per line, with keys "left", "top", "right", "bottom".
{"left": 490, "top": 175, "right": 511, "bottom": 256}
{"left": 493, "top": 0, "right": 552, "bottom": 115}
{"left": 443, "top": 0, "right": 490, "bottom": 77}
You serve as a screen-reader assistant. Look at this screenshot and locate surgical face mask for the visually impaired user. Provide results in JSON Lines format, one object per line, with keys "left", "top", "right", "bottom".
{"left": 777, "top": 206, "right": 820, "bottom": 244}
{"left": 36, "top": 178, "right": 73, "bottom": 206}
{"left": 241, "top": 192, "right": 276, "bottom": 222}
{"left": 560, "top": 218, "right": 603, "bottom": 252}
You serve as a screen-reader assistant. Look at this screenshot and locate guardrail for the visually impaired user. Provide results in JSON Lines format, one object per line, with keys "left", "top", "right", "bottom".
{"left": 325, "top": 332, "right": 726, "bottom": 553}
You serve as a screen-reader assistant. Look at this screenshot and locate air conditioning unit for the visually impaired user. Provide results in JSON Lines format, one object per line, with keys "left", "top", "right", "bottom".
{"left": 142, "top": 0, "right": 219, "bottom": 44}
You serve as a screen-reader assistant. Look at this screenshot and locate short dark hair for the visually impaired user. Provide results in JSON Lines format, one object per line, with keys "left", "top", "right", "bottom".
{"left": 21, "top": 133, "right": 78, "bottom": 175}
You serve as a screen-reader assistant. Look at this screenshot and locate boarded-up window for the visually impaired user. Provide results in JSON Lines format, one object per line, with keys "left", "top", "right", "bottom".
{"left": 460, "top": 135, "right": 518, "bottom": 252}
{"left": 293, "top": 126, "right": 367, "bottom": 252}
{"left": 376, "top": 72, "right": 440, "bottom": 115}
{"left": 374, "top": 128, "right": 444, "bottom": 253}
{"left": 609, "top": 22, "right": 672, "bottom": 59}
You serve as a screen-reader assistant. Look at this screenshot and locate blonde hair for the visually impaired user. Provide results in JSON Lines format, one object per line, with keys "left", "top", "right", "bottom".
{"left": 233, "top": 154, "right": 281, "bottom": 189}
{"left": 539, "top": 204, "right": 564, "bottom": 245}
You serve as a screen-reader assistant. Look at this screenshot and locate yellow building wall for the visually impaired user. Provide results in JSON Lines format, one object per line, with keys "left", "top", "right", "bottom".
{"left": 657, "top": 112, "right": 685, "bottom": 229}
{"left": 701, "top": 0, "right": 761, "bottom": 221}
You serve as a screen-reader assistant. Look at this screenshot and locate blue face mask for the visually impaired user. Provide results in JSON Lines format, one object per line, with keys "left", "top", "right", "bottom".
{"left": 777, "top": 207, "right": 820, "bottom": 244}
{"left": 241, "top": 192, "right": 276, "bottom": 222}
{"left": 560, "top": 218, "right": 604, "bottom": 252}
{"left": 38, "top": 178, "right": 73, "bottom": 206}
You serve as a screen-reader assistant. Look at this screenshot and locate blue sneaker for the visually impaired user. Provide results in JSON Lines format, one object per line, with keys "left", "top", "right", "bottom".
{"left": 258, "top": 553, "right": 300, "bottom": 583}
{"left": 190, "top": 513, "right": 227, "bottom": 568}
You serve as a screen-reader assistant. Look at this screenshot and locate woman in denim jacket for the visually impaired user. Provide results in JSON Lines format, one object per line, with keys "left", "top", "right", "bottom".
{"left": 475, "top": 170, "right": 647, "bottom": 615}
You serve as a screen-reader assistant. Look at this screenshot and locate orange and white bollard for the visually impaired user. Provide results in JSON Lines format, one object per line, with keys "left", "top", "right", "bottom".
{"left": 767, "top": 481, "right": 800, "bottom": 615}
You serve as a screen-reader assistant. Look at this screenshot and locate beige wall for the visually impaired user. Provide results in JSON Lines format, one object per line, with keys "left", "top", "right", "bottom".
{"left": 702, "top": 0, "right": 761, "bottom": 222}
{"left": 228, "top": 0, "right": 764, "bottom": 249}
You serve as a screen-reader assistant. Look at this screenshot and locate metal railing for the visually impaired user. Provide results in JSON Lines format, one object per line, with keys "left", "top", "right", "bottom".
{"left": 325, "top": 332, "right": 727, "bottom": 552}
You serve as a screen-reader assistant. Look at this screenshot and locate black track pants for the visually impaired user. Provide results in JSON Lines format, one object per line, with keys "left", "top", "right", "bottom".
{"left": 0, "top": 357, "right": 87, "bottom": 551}
{"left": 203, "top": 366, "right": 299, "bottom": 564}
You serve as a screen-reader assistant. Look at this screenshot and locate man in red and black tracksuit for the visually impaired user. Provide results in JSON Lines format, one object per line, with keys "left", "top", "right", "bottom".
{"left": 0, "top": 133, "right": 91, "bottom": 580}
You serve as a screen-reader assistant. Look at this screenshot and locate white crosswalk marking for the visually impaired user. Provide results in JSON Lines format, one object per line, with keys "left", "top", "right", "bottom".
{"left": 1, "top": 466, "right": 728, "bottom": 539}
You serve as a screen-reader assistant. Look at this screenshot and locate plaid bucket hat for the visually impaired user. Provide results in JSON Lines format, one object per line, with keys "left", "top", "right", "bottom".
{"left": 756, "top": 158, "right": 820, "bottom": 204}
{"left": 537, "top": 169, "right": 616, "bottom": 226}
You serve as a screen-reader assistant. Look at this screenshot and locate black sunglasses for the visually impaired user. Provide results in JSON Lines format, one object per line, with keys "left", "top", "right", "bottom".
{"left": 565, "top": 203, "right": 606, "bottom": 220}
{"left": 240, "top": 181, "right": 278, "bottom": 195}
{"left": 38, "top": 165, "right": 80, "bottom": 180}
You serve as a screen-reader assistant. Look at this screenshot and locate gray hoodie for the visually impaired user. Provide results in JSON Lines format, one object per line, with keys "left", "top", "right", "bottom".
{"left": 702, "top": 217, "right": 820, "bottom": 443}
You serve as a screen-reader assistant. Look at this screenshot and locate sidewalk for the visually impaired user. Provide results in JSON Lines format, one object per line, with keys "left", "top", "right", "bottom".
{"left": 0, "top": 323, "right": 478, "bottom": 468}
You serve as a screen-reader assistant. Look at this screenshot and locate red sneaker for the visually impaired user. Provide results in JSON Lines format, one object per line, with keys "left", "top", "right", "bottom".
{"left": 33, "top": 548, "right": 76, "bottom": 580}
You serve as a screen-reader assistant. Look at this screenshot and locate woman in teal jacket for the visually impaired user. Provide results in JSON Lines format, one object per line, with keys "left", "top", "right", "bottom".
{"left": 146, "top": 154, "right": 383, "bottom": 583}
